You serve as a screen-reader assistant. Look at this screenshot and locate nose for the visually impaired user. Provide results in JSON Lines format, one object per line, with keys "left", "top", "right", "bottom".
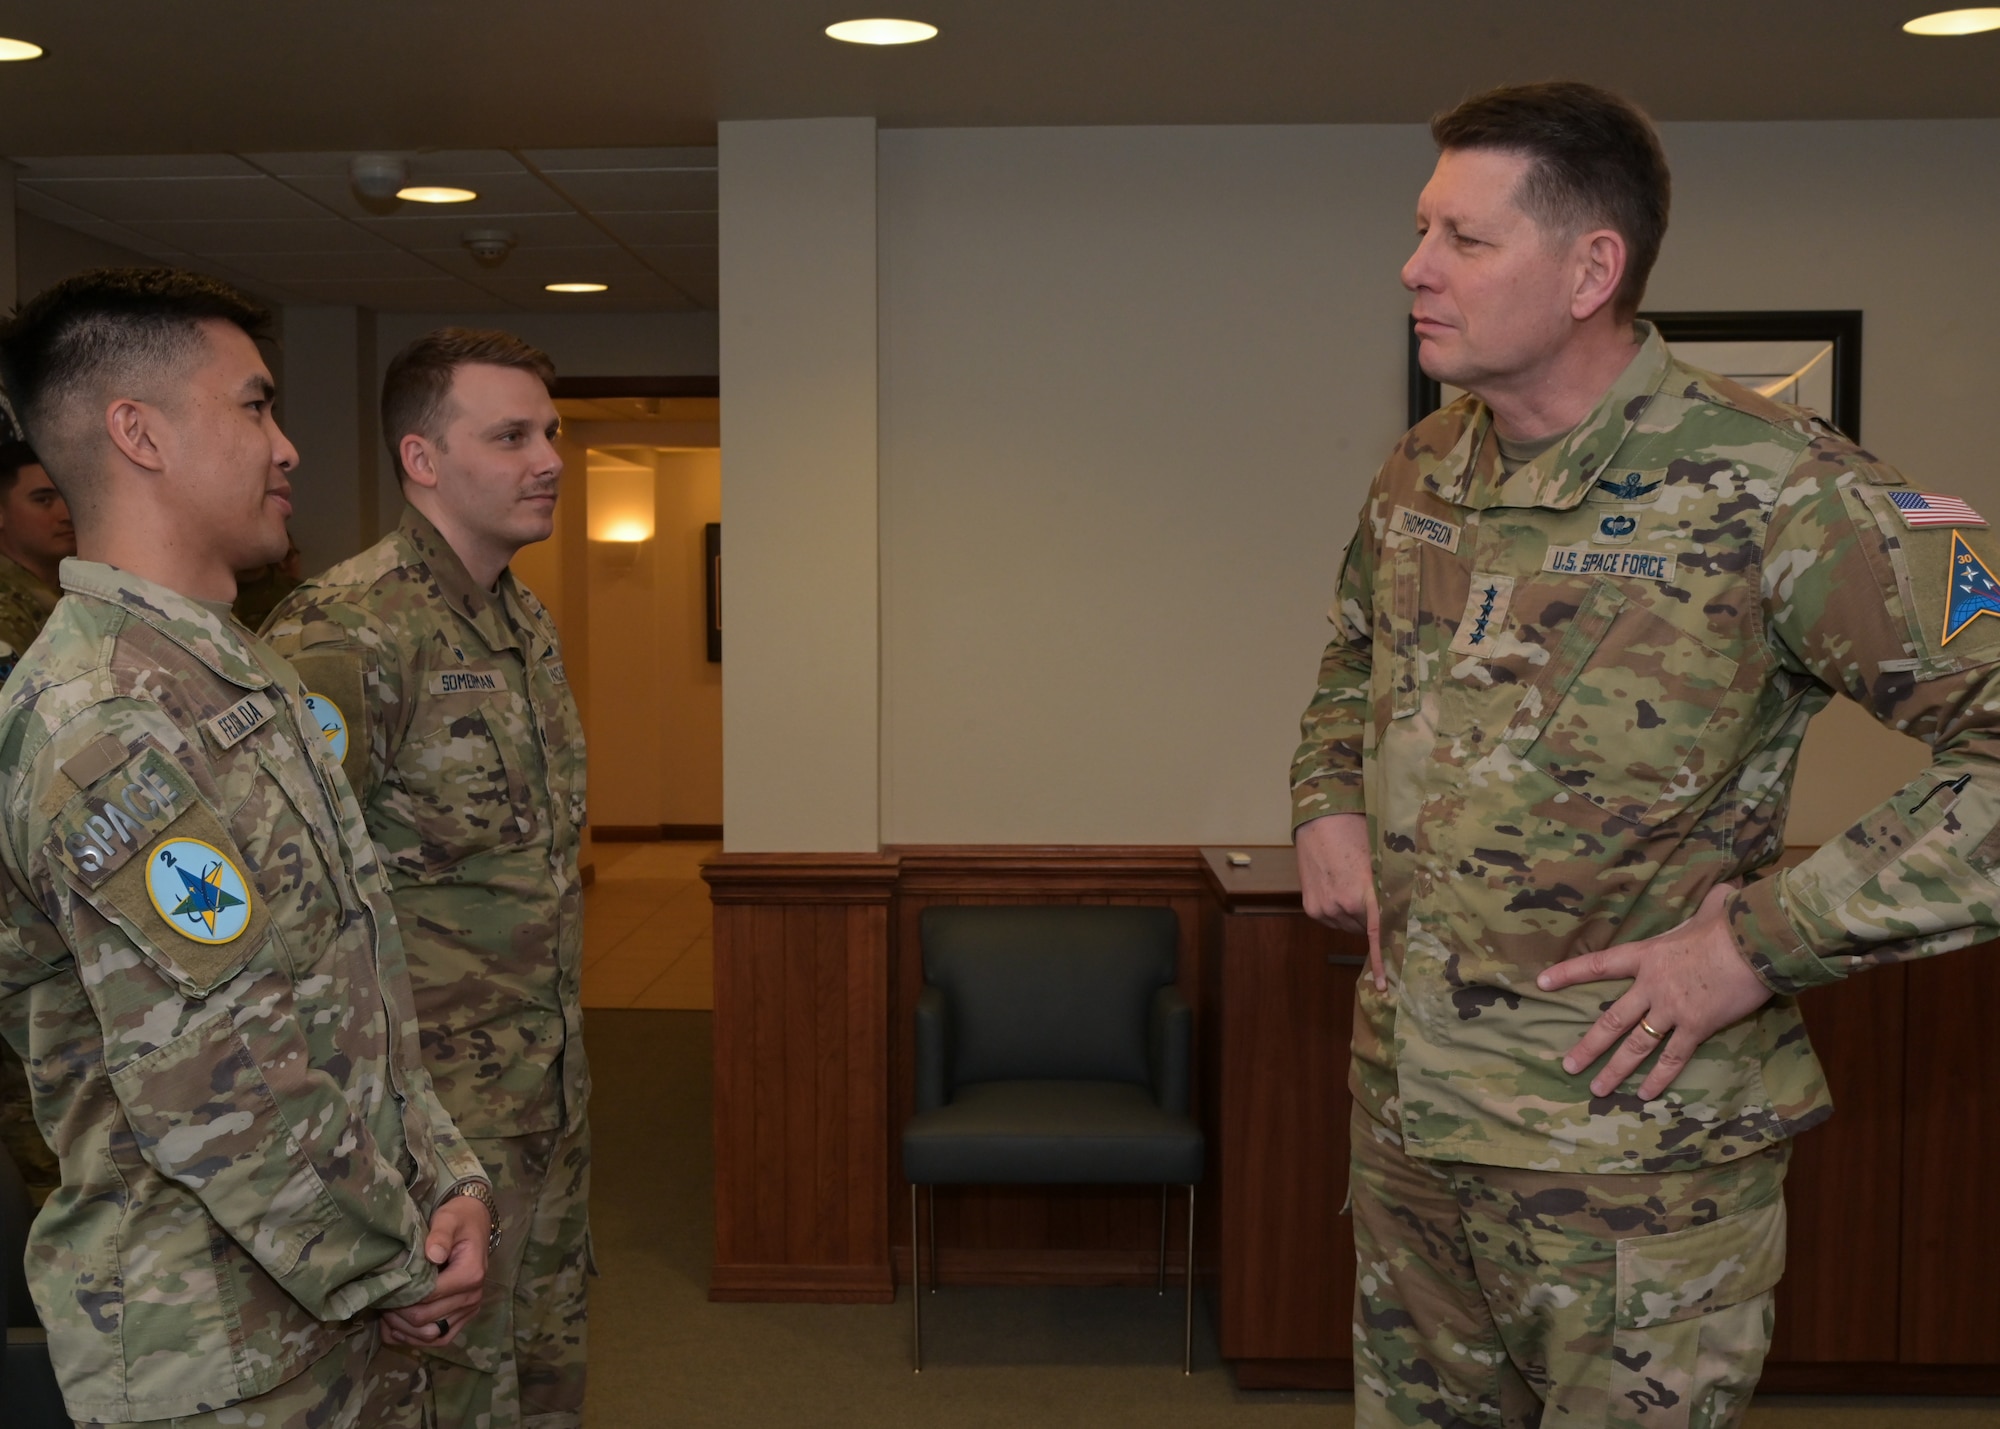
{"left": 269, "top": 418, "right": 301, "bottom": 473}
{"left": 1401, "top": 232, "right": 1436, "bottom": 294}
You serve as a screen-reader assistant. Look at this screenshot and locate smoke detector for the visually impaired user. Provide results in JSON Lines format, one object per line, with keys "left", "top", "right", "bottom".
{"left": 462, "top": 229, "right": 517, "bottom": 266}
{"left": 349, "top": 153, "right": 408, "bottom": 202}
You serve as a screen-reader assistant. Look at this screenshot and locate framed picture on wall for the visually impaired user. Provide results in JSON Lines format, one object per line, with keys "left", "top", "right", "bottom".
{"left": 705, "top": 522, "right": 721, "bottom": 663}
{"left": 1407, "top": 309, "right": 1863, "bottom": 441}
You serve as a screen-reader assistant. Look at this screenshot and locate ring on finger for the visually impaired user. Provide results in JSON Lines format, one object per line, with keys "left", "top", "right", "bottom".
{"left": 1639, "top": 1016, "right": 1666, "bottom": 1039}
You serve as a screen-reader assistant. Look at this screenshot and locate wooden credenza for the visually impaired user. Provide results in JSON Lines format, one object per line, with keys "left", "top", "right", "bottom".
{"left": 1198, "top": 846, "right": 2000, "bottom": 1394}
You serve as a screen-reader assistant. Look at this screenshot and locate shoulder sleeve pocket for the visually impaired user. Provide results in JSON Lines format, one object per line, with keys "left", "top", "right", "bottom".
{"left": 49, "top": 738, "right": 270, "bottom": 999}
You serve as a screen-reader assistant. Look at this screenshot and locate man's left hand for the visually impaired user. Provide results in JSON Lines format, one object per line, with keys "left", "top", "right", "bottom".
{"left": 1535, "top": 884, "right": 1774, "bottom": 1101}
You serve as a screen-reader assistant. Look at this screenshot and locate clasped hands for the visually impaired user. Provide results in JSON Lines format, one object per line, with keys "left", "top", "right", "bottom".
{"left": 1295, "top": 813, "right": 1775, "bottom": 1099}
{"left": 381, "top": 1194, "right": 492, "bottom": 1348}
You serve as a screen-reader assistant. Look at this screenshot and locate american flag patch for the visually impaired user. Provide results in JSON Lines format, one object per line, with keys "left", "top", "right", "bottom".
{"left": 1889, "top": 490, "right": 1988, "bottom": 528}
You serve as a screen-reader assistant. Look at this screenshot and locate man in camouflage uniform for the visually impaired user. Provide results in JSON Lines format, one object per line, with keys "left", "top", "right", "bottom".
{"left": 1294, "top": 83, "right": 2000, "bottom": 1426}
{"left": 0, "top": 438, "right": 74, "bottom": 1201}
{"left": 264, "top": 327, "right": 589, "bottom": 1429}
{"left": 0, "top": 269, "right": 496, "bottom": 1428}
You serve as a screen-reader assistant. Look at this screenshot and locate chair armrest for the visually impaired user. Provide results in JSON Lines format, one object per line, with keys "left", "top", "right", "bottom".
{"left": 1148, "top": 985, "right": 1193, "bottom": 1116}
{"left": 914, "top": 985, "right": 949, "bottom": 1113}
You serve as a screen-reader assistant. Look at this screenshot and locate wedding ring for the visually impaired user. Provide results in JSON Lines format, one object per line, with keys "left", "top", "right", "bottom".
{"left": 1639, "top": 1017, "right": 1665, "bottom": 1039}
{"left": 436, "top": 1318, "right": 450, "bottom": 1335}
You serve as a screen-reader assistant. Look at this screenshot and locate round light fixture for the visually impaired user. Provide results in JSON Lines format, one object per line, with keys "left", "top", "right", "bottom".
{"left": 1903, "top": 6, "right": 2000, "bottom": 32}
{"left": 825, "top": 18, "right": 938, "bottom": 44}
{"left": 396, "top": 185, "right": 478, "bottom": 204}
{"left": 0, "top": 36, "right": 44, "bottom": 61}
{"left": 546, "top": 282, "right": 610, "bottom": 294}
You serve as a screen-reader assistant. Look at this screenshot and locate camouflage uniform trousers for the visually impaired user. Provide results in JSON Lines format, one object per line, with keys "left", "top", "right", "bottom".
{"left": 1349, "top": 1105, "right": 1790, "bottom": 1429}
{"left": 367, "top": 1118, "right": 592, "bottom": 1429}
{"left": 75, "top": 1323, "right": 394, "bottom": 1429}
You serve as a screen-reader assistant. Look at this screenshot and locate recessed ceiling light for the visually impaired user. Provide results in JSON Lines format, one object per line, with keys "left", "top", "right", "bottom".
{"left": 0, "top": 37, "right": 44, "bottom": 61}
{"left": 396, "top": 185, "right": 478, "bottom": 204}
{"left": 825, "top": 18, "right": 938, "bottom": 44}
{"left": 1904, "top": 7, "right": 2000, "bottom": 33}
{"left": 546, "top": 282, "right": 610, "bottom": 294}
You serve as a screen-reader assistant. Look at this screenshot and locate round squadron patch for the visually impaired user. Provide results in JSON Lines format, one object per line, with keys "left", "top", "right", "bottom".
{"left": 145, "top": 837, "right": 253, "bottom": 945}
{"left": 303, "top": 693, "right": 349, "bottom": 763}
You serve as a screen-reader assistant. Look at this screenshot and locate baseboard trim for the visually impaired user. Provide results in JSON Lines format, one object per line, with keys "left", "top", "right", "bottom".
{"left": 708, "top": 1264, "right": 895, "bottom": 1304}
{"left": 1231, "top": 1358, "right": 1354, "bottom": 1391}
{"left": 594, "top": 823, "right": 724, "bottom": 842}
{"left": 1759, "top": 1362, "right": 2000, "bottom": 1395}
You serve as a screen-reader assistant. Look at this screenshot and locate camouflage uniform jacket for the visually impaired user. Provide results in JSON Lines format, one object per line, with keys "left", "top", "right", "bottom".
{"left": 262, "top": 507, "right": 588, "bottom": 1140}
{"left": 1292, "top": 323, "right": 2000, "bottom": 1175}
{"left": 0, "top": 550, "right": 59, "bottom": 679}
{"left": 0, "top": 559, "right": 487, "bottom": 1422}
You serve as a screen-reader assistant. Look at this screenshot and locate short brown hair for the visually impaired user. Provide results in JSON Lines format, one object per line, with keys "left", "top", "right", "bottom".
{"left": 0, "top": 440, "right": 39, "bottom": 497}
{"left": 1431, "top": 82, "right": 1671, "bottom": 320}
{"left": 381, "top": 327, "right": 556, "bottom": 479}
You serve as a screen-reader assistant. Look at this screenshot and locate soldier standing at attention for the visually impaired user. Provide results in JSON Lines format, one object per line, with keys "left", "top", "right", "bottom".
{"left": 1294, "top": 83, "right": 2000, "bottom": 1427}
{"left": 0, "top": 269, "right": 496, "bottom": 1429}
{"left": 0, "top": 438, "right": 74, "bottom": 1201}
{"left": 263, "top": 328, "right": 589, "bottom": 1429}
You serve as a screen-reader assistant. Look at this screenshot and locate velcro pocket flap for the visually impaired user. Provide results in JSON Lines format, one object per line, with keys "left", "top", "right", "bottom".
{"left": 51, "top": 740, "right": 270, "bottom": 998}
{"left": 1615, "top": 1194, "right": 1786, "bottom": 1330}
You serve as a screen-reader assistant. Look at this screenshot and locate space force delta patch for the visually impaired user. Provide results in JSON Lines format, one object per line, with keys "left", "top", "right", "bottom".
{"left": 1544, "top": 544, "right": 1678, "bottom": 583}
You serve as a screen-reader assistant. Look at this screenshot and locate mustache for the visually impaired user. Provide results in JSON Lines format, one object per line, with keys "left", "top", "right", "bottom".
{"left": 521, "top": 483, "right": 561, "bottom": 500}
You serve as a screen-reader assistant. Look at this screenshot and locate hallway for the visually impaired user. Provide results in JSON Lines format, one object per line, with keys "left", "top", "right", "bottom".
{"left": 581, "top": 841, "right": 718, "bottom": 1010}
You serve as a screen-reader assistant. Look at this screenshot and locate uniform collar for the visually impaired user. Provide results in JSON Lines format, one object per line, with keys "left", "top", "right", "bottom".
{"left": 394, "top": 505, "right": 524, "bottom": 655}
{"left": 1424, "top": 321, "right": 1673, "bottom": 512}
{"left": 60, "top": 558, "right": 274, "bottom": 690}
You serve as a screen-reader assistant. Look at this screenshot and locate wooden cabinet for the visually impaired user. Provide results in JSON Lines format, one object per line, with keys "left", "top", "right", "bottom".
{"left": 1198, "top": 846, "right": 2000, "bottom": 1394}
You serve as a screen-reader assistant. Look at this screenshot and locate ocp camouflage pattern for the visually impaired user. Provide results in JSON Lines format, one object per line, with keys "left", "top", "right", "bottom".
{"left": 0, "top": 560, "right": 486, "bottom": 1423}
{"left": 1293, "top": 323, "right": 2000, "bottom": 1175}
{"left": 0, "top": 548, "right": 59, "bottom": 675}
{"left": 263, "top": 507, "right": 589, "bottom": 1140}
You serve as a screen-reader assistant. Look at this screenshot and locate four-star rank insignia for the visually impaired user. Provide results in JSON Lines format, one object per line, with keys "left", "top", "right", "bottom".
{"left": 145, "top": 837, "right": 253, "bottom": 944}
{"left": 1942, "top": 530, "right": 2000, "bottom": 646}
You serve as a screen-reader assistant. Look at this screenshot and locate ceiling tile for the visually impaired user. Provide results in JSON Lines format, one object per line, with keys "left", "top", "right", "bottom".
{"left": 630, "top": 244, "right": 718, "bottom": 279}
{"left": 418, "top": 245, "right": 648, "bottom": 283}
{"left": 119, "top": 219, "right": 400, "bottom": 254}
{"left": 275, "top": 170, "right": 569, "bottom": 221}
{"left": 24, "top": 176, "right": 328, "bottom": 224}
{"left": 14, "top": 154, "right": 262, "bottom": 180}
{"left": 361, "top": 212, "right": 611, "bottom": 251}
{"left": 537, "top": 168, "right": 716, "bottom": 212}
{"left": 591, "top": 211, "right": 716, "bottom": 247}
{"left": 211, "top": 249, "right": 450, "bottom": 283}
{"left": 274, "top": 277, "right": 511, "bottom": 311}
{"left": 523, "top": 147, "right": 716, "bottom": 172}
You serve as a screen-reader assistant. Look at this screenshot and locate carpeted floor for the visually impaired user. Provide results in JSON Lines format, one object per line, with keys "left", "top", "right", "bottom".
{"left": 582, "top": 1009, "right": 2000, "bottom": 1428}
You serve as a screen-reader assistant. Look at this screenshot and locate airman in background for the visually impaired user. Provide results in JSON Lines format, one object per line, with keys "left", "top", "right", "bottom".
{"left": 0, "top": 269, "right": 494, "bottom": 1429}
{"left": 265, "top": 327, "right": 590, "bottom": 1429}
{"left": 0, "top": 438, "right": 74, "bottom": 1201}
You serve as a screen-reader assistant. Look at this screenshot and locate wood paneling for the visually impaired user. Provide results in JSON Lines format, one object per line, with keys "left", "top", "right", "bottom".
{"left": 1768, "top": 966, "right": 1906, "bottom": 1365}
{"left": 1901, "top": 951, "right": 2000, "bottom": 1364}
{"left": 887, "top": 846, "right": 1210, "bottom": 1285}
{"left": 705, "top": 853, "right": 899, "bottom": 1302}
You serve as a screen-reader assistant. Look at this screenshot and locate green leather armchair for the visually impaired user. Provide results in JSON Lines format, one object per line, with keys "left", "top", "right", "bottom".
{"left": 901, "top": 905, "right": 1204, "bottom": 1373}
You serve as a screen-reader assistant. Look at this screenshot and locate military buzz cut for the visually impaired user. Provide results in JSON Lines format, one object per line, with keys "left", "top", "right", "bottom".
{"left": 1431, "top": 81, "right": 1671, "bottom": 321}
{"left": 381, "top": 327, "right": 557, "bottom": 481}
{"left": 0, "top": 268, "right": 271, "bottom": 511}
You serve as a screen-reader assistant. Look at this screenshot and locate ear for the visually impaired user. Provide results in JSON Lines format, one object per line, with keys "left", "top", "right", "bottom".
{"left": 400, "top": 433, "right": 442, "bottom": 492}
{"left": 105, "top": 397, "right": 169, "bottom": 473}
{"left": 1570, "top": 227, "right": 1629, "bottom": 324}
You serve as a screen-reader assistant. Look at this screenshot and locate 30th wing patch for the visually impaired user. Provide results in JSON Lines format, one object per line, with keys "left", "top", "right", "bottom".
{"left": 49, "top": 739, "right": 269, "bottom": 997}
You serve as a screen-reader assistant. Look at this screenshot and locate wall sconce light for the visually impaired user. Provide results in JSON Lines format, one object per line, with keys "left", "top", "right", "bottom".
{"left": 588, "top": 454, "right": 655, "bottom": 567}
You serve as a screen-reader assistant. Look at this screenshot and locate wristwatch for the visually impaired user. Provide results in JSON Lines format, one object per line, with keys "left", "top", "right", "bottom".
{"left": 442, "top": 1178, "right": 501, "bottom": 1252}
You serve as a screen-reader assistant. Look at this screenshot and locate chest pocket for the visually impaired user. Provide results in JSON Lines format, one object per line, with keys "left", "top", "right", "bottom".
{"left": 379, "top": 690, "right": 537, "bottom": 877}
{"left": 1501, "top": 577, "right": 1745, "bottom": 829}
{"left": 1376, "top": 532, "right": 1425, "bottom": 720}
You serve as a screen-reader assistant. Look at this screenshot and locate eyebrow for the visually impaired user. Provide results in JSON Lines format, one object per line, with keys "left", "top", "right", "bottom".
{"left": 242, "top": 375, "right": 276, "bottom": 402}
{"left": 478, "top": 415, "right": 548, "bottom": 438}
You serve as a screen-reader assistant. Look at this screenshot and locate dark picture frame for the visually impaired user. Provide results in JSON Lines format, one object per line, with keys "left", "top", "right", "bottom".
{"left": 1407, "top": 309, "right": 1864, "bottom": 441}
{"left": 704, "top": 522, "right": 721, "bottom": 663}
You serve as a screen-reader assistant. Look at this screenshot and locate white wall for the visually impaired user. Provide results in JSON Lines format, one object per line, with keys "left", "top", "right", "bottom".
{"left": 873, "top": 120, "right": 2000, "bottom": 848}
{"left": 718, "top": 118, "right": 880, "bottom": 853}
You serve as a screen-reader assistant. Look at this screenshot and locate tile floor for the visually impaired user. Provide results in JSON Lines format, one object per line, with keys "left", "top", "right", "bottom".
{"left": 581, "top": 840, "right": 718, "bottom": 1010}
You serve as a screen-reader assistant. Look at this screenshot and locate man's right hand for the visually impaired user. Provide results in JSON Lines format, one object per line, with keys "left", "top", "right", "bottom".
{"left": 381, "top": 1194, "right": 491, "bottom": 1349}
{"left": 1294, "top": 812, "right": 1385, "bottom": 990}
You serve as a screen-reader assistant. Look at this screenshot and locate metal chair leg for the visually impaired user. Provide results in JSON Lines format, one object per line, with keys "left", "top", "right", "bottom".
{"left": 911, "top": 1184, "right": 922, "bottom": 1372}
{"left": 1183, "top": 1184, "right": 1196, "bottom": 1375}
{"left": 1157, "top": 1184, "right": 1168, "bottom": 1294}
{"left": 928, "top": 1184, "right": 938, "bottom": 1293}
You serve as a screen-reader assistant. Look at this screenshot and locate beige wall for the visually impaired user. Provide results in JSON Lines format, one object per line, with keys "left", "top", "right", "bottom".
{"left": 582, "top": 447, "right": 722, "bottom": 828}
{"left": 718, "top": 117, "right": 880, "bottom": 852}
{"left": 872, "top": 120, "right": 2000, "bottom": 849}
